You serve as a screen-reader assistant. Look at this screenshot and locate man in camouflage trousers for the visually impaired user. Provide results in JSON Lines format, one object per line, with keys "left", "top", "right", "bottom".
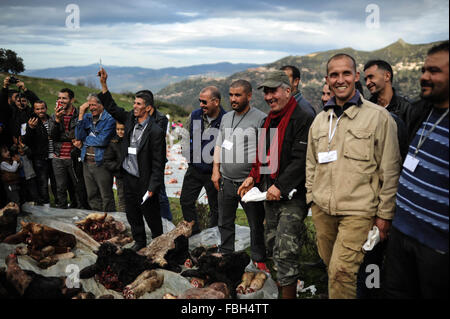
{"left": 238, "top": 71, "right": 314, "bottom": 298}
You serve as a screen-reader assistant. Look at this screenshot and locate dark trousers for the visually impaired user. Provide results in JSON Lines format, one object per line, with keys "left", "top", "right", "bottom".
{"left": 52, "top": 158, "right": 79, "bottom": 209}
{"left": 2, "top": 183, "right": 20, "bottom": 204}
{"left": 20, "top": 177, "right": 39, "bottom": 203}
{"left": 33, "top": 159, "right": 50, "bottom": 204}
{"left": 218, "top": 178, "right": 266, "bottom": 261}
{"left": 124, "top": 172, "right": 163, "bottom": 245}
{"left": 180, "top": 165, "right": 218, "bottom": 233}
{"left": 159, "top": 183, "right": 172, "bottom": 221}
{"left": 383, "top": 226, "right": 449, "bottom": 299}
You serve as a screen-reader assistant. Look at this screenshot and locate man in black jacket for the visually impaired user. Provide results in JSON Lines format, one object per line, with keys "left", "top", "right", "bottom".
{"left": 237, "top": 71, "right": 314, "bottom": 298}
{"left": 135, "top": 90, "right": 172, "bottom": 221}
{"left": 23, "top": 100, "right": 58, "bottom": 206}
{"left": 364, "top": 60, "right": 410, "bottom": 161}
{"left": 97, "top": 68, "right": 166, "bottom": 251}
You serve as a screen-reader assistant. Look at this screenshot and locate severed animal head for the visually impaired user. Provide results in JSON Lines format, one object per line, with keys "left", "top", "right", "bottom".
{"left": 0, "top": 202, "right": 20, "bottom": 223}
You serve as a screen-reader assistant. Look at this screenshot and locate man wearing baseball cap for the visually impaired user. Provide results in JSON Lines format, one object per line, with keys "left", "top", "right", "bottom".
{"left": 238, "top": 70, "right": 314, "bottom": 299}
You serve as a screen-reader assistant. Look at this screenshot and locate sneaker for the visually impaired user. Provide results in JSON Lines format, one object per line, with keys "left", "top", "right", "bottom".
{"left": 254, "top": 261, "right": 271, "bottom": 274}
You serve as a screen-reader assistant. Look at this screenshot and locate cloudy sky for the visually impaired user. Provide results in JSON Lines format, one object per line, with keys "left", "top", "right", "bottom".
{"left": 1, "top": 0, "right": 448, "bottom": 70}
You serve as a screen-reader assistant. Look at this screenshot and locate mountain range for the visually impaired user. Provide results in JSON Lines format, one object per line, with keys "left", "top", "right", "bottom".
{"left": 23, "top": 62, "right": 261, "bottom": 93}
{"left": 156, "top": 39, "right": 442, "bottom": 112}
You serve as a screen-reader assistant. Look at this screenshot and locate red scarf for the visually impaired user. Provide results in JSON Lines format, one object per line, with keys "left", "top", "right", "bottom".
{"left": 249, "top": 96, "right": 297, "bottom": 183}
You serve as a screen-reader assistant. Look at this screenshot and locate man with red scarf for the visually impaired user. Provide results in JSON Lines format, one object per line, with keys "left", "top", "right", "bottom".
{"left": 238, "top": 70, "right": 314, "bottom": 299}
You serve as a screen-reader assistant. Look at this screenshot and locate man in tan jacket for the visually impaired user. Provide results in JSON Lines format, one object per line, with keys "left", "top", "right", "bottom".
{"left": 306, "top": 53, "right": 401, "bottom": 299}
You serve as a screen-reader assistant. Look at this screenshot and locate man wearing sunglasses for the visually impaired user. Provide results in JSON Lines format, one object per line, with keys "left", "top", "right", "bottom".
{"left": 180, "top": 86, "right": 226, "bottom": 235}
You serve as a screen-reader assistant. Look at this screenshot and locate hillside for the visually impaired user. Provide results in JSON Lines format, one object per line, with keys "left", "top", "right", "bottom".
{"left": 0, "top": 72, "right": 188, "bottom": 122}
{"left": 156, "top": 39, "right": 441, "bottom": 112}
{"left": 23, "top": 62, "right": 260, "bottom": 94}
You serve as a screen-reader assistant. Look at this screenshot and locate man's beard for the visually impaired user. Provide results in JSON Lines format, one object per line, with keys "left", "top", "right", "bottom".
{"left": 420, "top": 81, "right": 445, "bottom": 104}
{"left": 232, "top": 102, "right": 248, "bottom": 113}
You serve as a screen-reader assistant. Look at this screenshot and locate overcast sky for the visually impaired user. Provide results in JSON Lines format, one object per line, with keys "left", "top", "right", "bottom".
{"left": 1, "top": 0, "right": 448, "bottom": 70}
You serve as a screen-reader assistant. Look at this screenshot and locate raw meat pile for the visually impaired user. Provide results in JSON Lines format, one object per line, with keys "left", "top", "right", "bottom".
{"left": 75, "top": 213, "right": 132, "bottom": 245}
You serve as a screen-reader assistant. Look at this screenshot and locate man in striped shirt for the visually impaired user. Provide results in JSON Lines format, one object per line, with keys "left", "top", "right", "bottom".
{"left": 50, "top": 88, "right": 80, "bottom": 209}
{"left": 384, "top": 41, "right": 449, "bottom": 298}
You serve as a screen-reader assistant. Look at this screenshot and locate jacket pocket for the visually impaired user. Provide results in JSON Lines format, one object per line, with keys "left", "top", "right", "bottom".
{"left": 343, "top": 129, "right": 372, "bottom": 161}
{"left": 313, "top": 130, "right": 329, "bottom": 154}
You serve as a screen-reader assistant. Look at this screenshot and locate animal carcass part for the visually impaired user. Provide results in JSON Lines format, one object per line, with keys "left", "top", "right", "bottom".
{"left": 5, "top": 254, "right": 32, "bottom": 296}
{"left": 190, "top": 277, "right": 205, "bottom": 288}
{"left": 177, "top": 282, "right": 230, "bottom": 299}
{"left": 0, "top": 202, "right": 20, "bottom": 242}
{"left": 79, "top": 242, "right": 155, "bottom": 291}
{"left": 38, "top": 252, "right": 76, "bottom": 269}
{"left": 180, "top": 250, "right": 250, "bottom": 298}
{"left": 3, "top": 221, "right": 76, "bottom": 269}
{"left": 3, "top": 221, "right": 76, "bottom": 252}
{"left": 122, "top": 270, "right": 164, "bottom": 299}
{"left": 4, "top": 254, "right": 81, "bottom": 298}
{"left": 138, "top": 220, "right": 193, "bottom": 268}
{"left": 246, "top": 272, "right": 267, "bottom": 294}
{"left": 236, "top": 272, "right": 255, "bottom": 294}
{"left": 75, "top": 213, "right": 130, "bottom": 245}
{"left": 168, "top": 178, "right": 178, "bottom": 184}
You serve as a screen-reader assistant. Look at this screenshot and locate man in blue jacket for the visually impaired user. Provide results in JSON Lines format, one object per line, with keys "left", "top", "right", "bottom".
{"left": 180, "top": 86, "right": 226, "bottom": 235}
{"left": 75, "top": 93, "right": 117, "bottom": 212}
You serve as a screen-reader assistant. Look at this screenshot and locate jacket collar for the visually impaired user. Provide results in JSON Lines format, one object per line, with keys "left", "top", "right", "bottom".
{"left": 323, "top": 90, "right": 362, "bottom": 118}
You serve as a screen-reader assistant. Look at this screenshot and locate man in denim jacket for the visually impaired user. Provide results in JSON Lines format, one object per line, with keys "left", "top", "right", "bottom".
{"left": 75, "top": 93, "right": 117, "bottom": 212}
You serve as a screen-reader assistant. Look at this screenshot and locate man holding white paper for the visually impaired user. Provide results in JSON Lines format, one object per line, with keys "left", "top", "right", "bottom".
{"left": 305, "top": 53, "right": 401, "bottom": 299}
{"left": 237, "top": 71, "right": 314, "bottom": 299}
{"left": 212, "top": 79, "right": 267, "bottom": 271}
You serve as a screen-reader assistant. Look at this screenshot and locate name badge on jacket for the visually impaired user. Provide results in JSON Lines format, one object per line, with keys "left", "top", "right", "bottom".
{"left": 128, "top": 147, "right": 137, "bottom": 155}
{"left": 318, "top": 150, "right": 337, "bottom": 164}
{"left": 221, "top": 139, "right": 233, "bottom": 151}
{"left": 403, "top": 154, "right": 419, "bottom": 172}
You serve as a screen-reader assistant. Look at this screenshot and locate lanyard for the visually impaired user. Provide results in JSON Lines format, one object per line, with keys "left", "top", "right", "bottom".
{"left": 132, "top": 122, "right": 149, "bottom": 144}
{"left": 230, "top": 109, "right": 249, "bottom": 137}
{"left": 415, "top": 108, "right": 449, "bottom": 157}
{"left": 328, "top": 110, "right": 342, "bottom": 150}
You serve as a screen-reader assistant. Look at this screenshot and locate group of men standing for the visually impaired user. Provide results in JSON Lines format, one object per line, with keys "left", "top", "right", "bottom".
{"left": 177, "top": 40, "right": 448, "bottom": 299}
{"left": 0, "top": 40, "right": 447, "bottom": 299}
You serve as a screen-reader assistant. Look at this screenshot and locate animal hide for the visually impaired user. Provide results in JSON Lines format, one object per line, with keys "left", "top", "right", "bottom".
{"left": 122, "top": 270, "right": 164, "bottom": 299}
{"left": 79, "top": 242, "right": 156, "bottom": 291}
{"left": 75, "top": 213, "right": 131, "bottom": 245}
{"left": 0, "top": 202, "right": 20, "bottom": 242}
{"left": 181, "top": 250, "right": 250, "bottom": 298}
{"left": 138, "top": 220, "right": 193, "bottom": 270}
{"left": 2, "top": 254, "right": 81, "bottom": 299}
{"left": 2, "top": 221, "right": 76, "bottom": 269}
